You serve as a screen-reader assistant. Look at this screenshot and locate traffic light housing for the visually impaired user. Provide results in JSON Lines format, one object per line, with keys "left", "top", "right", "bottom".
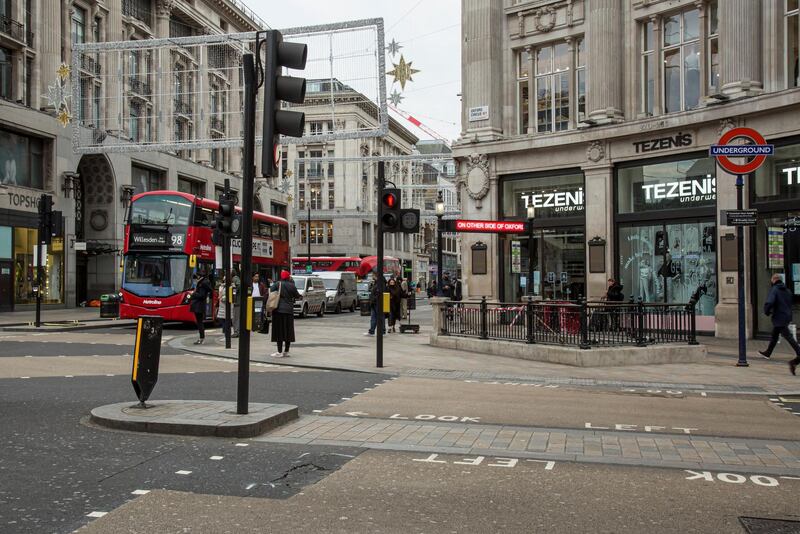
{"left": 38, "top": 194, "right": 53, "bottom": 245}
{"left": 381, "top": 188, "right": 400, "bottom": 232}
{"left": 261, "top": 30, "right": 308, "bottom": 177}
{"left": 212, "top": 195, "right": 241, "bottom": 240}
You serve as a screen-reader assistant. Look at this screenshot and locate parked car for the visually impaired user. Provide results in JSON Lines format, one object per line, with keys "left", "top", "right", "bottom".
{"left": 315, "top": 271, "right": 358, "bottom": 313}
{"left": 291, "top": 275, "right": 326, "bottom": 318}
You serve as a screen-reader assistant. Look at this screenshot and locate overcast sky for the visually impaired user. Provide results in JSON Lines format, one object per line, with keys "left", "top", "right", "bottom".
{"left": 251, "top": 0, "right": 462, "bottom": 143}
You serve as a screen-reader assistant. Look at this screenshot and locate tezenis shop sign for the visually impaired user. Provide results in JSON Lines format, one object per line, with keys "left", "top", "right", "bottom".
{"left": 520, "top": 188, "right": 584, "bottom": 213}
{"left": 641, "top": 176, "right": 716, "bottom": 203}
{"left": 633, "top": 132, "right": 693, "bottom": 154}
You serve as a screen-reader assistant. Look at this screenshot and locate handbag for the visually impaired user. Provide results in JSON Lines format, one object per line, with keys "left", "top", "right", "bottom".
{"left": 266, "top": 282, "right": 281, "bottom": 313}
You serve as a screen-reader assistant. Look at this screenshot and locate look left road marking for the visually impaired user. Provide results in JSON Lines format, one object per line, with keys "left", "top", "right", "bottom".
{"left": 390, "top": 413, "right": 481, "bottom": 423}
{"left": 413, "top": 454, "right": 555, "bottom": 471}
{"left": 685, "top": 470, "right": 781, "bottom": 487}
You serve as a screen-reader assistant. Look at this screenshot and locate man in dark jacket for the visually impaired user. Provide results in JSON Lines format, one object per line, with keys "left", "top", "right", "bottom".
{"left": 759, "top": 274, "right": 800, "bottom": 374}
{"left": 365, "top": 271, "right": 386, "bottom": 336}
{"left": 189, "top": 272, "right": 213, "bottom": 345}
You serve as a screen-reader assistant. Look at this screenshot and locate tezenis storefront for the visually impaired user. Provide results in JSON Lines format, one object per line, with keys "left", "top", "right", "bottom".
{"left": 499, "top": 170, "right": 586, "bottom": 302}
{"left": 615, "top": 153, "right": 718, "bottom": 332}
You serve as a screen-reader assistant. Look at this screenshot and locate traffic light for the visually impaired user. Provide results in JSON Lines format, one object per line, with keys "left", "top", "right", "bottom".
{"left": 261, "top": 30, "right": 308, "bottom": 177}
{"left": 381, "top": 188, "right": 400, "bottom": 232}
{"left": 38, "top": 194, "right": 53, "bottom": 245}
{"left": 212, "top": 195, "right": 241, "bottom": 239}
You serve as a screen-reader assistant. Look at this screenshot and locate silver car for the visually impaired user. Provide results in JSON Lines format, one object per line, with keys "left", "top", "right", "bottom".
{"left": 292, "top": 275, "right": 326, "bottom": 318}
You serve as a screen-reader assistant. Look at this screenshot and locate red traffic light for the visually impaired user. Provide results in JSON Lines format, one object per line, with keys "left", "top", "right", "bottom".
{"left": 382, "top": 192, "right": 398, "bottom": 208}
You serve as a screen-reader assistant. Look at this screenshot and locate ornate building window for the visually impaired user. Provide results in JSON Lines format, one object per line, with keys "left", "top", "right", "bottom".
{"left": 516, "top": 48, "right": 530, "bottom": 134}
{"left": 663, "top": 8, "right": 699, "bottom": 112}
{"left": 707, "top": 1, "right": 719, "bottom": 93}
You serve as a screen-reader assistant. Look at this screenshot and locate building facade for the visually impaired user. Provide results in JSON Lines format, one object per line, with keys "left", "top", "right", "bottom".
{"left": 454, "top": 0, "right": 800, "bottom": 337}
{"left": 0, "top": 0, "right": 288, "bottom": 311}
{"left": 283, "top": 79, "right": 423, "bottom": 279}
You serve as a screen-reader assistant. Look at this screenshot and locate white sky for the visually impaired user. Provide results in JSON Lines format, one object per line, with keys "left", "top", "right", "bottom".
{"left": 250, "top": 0, "right": 462, "bottom": 143}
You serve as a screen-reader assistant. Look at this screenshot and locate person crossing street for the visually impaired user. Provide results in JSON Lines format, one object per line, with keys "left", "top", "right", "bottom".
{"left": 758, "top": 274, "right": 800, "bottom": 374}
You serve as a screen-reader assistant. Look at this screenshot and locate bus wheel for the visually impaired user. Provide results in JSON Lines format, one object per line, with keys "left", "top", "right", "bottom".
{"left": 335, "top": 303, "right": 342, "bottom": 314}
{"left": 300, "top": 304, "right": 308, "bottom": 318}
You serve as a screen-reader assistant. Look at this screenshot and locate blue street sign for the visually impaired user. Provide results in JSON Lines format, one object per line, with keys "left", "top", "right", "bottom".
{"left": 709, "top": 144, "right": 774, "bottom": 156}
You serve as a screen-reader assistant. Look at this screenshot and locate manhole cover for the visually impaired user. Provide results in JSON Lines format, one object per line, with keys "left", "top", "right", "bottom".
{"left": 739, "top": 516, "right": 800, "bottom": 533}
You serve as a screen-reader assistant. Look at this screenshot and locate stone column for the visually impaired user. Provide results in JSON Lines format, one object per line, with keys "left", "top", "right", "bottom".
{"left": 458, "top": 153, "right": 498, "bottom": 300}
{"left": 196, "top": 44, "right": 210, "bottom": 165}
{"left": 719, "top": 0, "right": 763, "bottom": 98}
{"left": 582, "top": 162, "right": 614, "bottom": 300}
{"left": 460, "top": 0, "right": 503, "bottom": 141}
{"left": 566, "top": 37, "right": 576, "bottom": 130}
{"left": 586, "top": 0, "right": 623, "bottom": 123}
{"left": 651, "top": 15, "right": 663, "bottom": 116}
{"left": 154, "top": 2, "right": 172, "bottom": 145}
{"left": 228, "top": 61, "right": 242, "bottom": 176}
{"left": 39, "top": 0, "right": 62, "bottom": 110}
{"left": 696, "top": 2, "right": 708, "bottom": 101}
{"left": 525, "top": 45, "right": 534, "bottom": 135}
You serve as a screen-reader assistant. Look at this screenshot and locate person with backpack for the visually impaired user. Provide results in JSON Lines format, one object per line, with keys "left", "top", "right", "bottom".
{"left": 759, "top": 273, "right": 800, "bottom": 374}
{"left": 387, "top": 277, "right": 406, "bottom": 333}
{"left": 364, "top": 270, "right": 386, "bottom": 336}
{"left": 268, "top": 270, "right": 301, "bottom": 358}
{"left": 189, "top": 272, "right": 213, "bottom": 345}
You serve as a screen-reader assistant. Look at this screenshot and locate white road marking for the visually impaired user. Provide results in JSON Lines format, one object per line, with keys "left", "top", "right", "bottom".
{"left": 312, "top": 410, "right": 323, "bottom": 413}
{"left": 131, "top": 489, "right": 150, "bottom": 495}
{"left": 24, "top": 355, "right": 32, "bottom": 358}
{"left": 64, "top": 375, "right": 74, "bottom": 378}
{"left": 389, "top": 413, "right": 480, "bottom": 423}
{"left": 20, "top": 376, "right": 30, "bottom": 379}
{"left": 245, "top": 483, "right": 256, "bottom": 490}
{"left": 235, "top": 443, "right": 249, "bottom": 447}
{"left": 106, "top": 374, "right": 114, "bottom": 377}
{"left": 209, "top": 456, "right": 224, "bottom": 460}
{"left": 526, "top": 459, "right": 555, "bottom": 470}
{"left": 175, "top": 470, "right": 192, "bottom": 475}
{"left": 296, "top": 453, "right": 310, "bottom": 459}
{"left": 780, "top": 476, "right": 800, "bottom": 480}
{"left": 345, "top": 411, "right": 369, "bottom": 417}
{"left": 328, "top": 453, "right": 355, "bottom": 458}
{"left": 341, "top": 397, "right": 351, "bottom": 400}
{"left": 770, "top": 398, "right": 780, "bottom": 401}
{"left": 328, "top": 403, "right": 337, "bottom": 406}
{"left": 585, "top": 422, "right": 698, "bottom": 434}
{"left": 685, "top": 470, "right": 780, "bottom": 487}
{"left": 86, "top": 512, "right": 107, "bottom": 518}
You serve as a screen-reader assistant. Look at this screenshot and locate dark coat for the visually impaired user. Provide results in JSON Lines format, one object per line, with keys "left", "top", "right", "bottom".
{"left": 764, "top": 280, "right": 794, "bottom": 327}
{"left": 388, "top": 283, "right": 405, "bottom": 317}
{"left": 270, "top": 280, "right": 301, "bottom": 315}
{"left": 451, "top": 279, "right": 463, "bottom": 301}
{"left": 606, "top": 283, "right": 624, "bottom": 302}
{"left": 189, "top": 277, "right": 212, "bottom": 314}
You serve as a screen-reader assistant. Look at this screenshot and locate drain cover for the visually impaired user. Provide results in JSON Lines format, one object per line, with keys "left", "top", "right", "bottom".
{"left": 739, "top": 516, "right": 800, "bottom": 533}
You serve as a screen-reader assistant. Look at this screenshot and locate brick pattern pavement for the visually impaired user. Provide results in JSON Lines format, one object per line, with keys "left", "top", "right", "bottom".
{"left": 257, "top": 415, "right": 800, "bottom": 476}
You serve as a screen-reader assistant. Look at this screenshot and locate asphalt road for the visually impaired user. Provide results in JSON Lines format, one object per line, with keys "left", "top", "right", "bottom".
{"left": 0, "top": 370, "right": 387, "bottom": 534}
{"left": 77, "top": 450, "right": 800, "bottom": 534}
{"left": 322, "top": 376, "right": 800, "bottom": 440}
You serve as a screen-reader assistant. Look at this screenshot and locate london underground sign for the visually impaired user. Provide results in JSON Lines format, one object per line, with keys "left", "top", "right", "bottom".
{"left": 709, "top": 127, "right": 774, "bottom": 174}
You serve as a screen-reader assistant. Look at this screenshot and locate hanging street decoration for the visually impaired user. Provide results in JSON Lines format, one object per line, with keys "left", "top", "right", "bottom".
{"left": 46, "top": 63, "right": 72, "bottom": 128}
{"left": 388, "top": 89, "right": 404, "bottom": 106}
{"left": 386, "top": 38, "right": 403, "bottom": 58}
{"left": 387, "top": 54, "right": 420, "bottom": 91}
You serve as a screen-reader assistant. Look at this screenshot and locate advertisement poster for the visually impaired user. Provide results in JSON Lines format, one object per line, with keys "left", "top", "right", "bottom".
{"left": 511, "top": 241, "right": 521, "bottom": 274}
{"left": 767, "top": 227, "right": 784, "bottom": 269}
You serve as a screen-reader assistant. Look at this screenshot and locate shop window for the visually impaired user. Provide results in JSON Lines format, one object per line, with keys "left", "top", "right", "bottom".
{"left": 0, "top": 129, "right": 44, "bottom": 189}
{"left": 617, "top": 157, "right": 716, "bottom": 214}
{"left": 0, "top": 226, "right": 11, "bottom": 258}
{"left": 13, "top": 228, "right": 64, "bottom": 304}
{"left": 308, "top": 181, "right": 322, "bottom": 210}
{"left": 328, "top": 181, "right": 335, "bottom": 209}
{"left": 501, "top": 171, "right": 585, "bottom": 220}
{"left": 177, "top": 176, "right": 204, "bottom": 197}
{"left": 754, "top": 143, "right": 800, "bottom": 202}
{"left": 131, "top": 165, "right": 164, "bottom": 194}
{"left": 787, "top": 0, "right": 799, "bottom": 88}
{"left": 300, "top": 221, "right": 332, "bottom": 244}
{"left": 270, "top": 202, "right": 287, "bottom": 218}
{"left": 754, "top": 212, "right": 800, "bottom": 334}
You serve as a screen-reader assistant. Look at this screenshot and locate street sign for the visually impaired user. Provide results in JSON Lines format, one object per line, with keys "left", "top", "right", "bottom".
{"left": 725, "top": 209, "right": 758, "bottom": 226}
{"left": 305, "top": 263, "right": 312, "bottom": 273}
{"left": 710, "top": 127, "right": 773, "bottom": 175}
{"left": 453, "top": 219, "right": 528, "bottom": 233}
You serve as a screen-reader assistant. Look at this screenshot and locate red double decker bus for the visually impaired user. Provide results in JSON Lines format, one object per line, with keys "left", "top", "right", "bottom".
{"left": 120, "top": 191, "right": 289, "bottom": 322}
{"left": 291, "top": 256, "right": 361, "bottom": 273}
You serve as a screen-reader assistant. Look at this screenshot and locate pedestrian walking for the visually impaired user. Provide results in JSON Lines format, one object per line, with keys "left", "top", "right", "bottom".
{"left": 387, "top": 277, "right": 405, "bottom": 333}
{"left": 231, "top": 268, "right": 241, "bottom": 337}
{"left": 442, "top": 273, "right": 453, "bottom": 299}
{"left": 400, "top": 277, "right": 409, "bottom": 319}
{"left": 427, "top": 280, "right": 436, "bottom": 298}
{"left": 605, "top": 278, "right": 624, "bottom": 331}
{"left": 758, "top": 274, "right": 800, "bottom": 373}
{"left": 269, "top": 270, "right": 301, "bottom": 357}
{"left": 364, "top": 270, "right": 386, "bottom": 336}
{"left": 189, "top": 272, "right": 212, "bottom": 345}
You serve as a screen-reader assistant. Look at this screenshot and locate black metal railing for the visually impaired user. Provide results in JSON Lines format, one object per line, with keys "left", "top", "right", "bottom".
{"left": 81, "top": 54, "right": 102, "bottom": 75}
{"left": 174, "top": 98, "right": 192, "bottom": 115}
{"left": 129, "top": 77, "right": 151, "bottom": 96}
{"left": 440, "top": 297, "right": 698, "bottom": 349}
{"left": 0, "top": 15, "right": 25, "bottom": 43}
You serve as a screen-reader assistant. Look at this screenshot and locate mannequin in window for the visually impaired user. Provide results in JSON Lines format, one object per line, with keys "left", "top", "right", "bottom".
{"left": 638, "top": 257, "right": 652, "bottom": 302}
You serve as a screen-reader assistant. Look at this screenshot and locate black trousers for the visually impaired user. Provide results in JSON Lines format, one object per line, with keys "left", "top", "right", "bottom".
{"left": 194, "top": 311, "right": 205, "bottom": 339}
{"left": 765, "top": 325, "right": 800, "bottom": 358}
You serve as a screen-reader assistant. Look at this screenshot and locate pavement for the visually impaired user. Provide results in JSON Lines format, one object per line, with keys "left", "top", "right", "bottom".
{"left": 173, "top": 302, "right": 800, "bottom": 395}
{"left": 0, "top": 306, "right": 134, "bottom": 331}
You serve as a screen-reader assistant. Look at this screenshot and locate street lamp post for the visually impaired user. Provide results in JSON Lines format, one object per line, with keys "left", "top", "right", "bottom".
{"left": 306, "top": 204, "right": 311, "bottom": 274}
{"left": 435, "top": 191, "right": 445, "bottom": 297}
{"left": 527, "top": 205, "right": 535, "bottom": 297}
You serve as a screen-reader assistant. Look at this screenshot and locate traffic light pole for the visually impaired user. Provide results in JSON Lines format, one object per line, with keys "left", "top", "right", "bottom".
{"left": 735, "top": 175, "right": 748, "bottom": 367}
{"left": 236, "top": 52, "right": 258, "bottom": 415}
{"left": 35, "top": 240, "right": 42, "bottom": 328}
{"left": 223, "top": 178, "right": 232, "bottom": 350}
{"left": 376, "top": 161, "right": 385, "bottom": 368}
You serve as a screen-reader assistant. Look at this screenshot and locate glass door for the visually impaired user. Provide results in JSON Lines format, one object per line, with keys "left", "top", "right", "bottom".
{"left": 754, "top": 212, "right": 800, "bottom": 335}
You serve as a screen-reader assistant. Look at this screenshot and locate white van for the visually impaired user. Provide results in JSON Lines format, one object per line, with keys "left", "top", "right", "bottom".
{"left": 291, "top": 275, "right": 326, "bottom": 318}
{"left": 315, "top": 271, "right": 358, "bottom": 313}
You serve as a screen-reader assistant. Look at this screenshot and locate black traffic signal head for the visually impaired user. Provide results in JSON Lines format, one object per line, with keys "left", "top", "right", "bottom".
{"left": 214, "top": 196, "right": 241, "bottom": 237}
{"left": 38, "top": 194, "right": 53, "bottom": 244}
{"left": 262, "top": 30, "right": 308, "bottom": 178}
{"left": 380, "top": 188, "right": 401, "bottom": 232}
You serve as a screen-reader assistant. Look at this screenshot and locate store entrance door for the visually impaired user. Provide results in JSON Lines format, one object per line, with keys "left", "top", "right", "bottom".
{"left": 76, "top": 254, "right": 87, "bottom": 306}
{"left": 0, "top": 260, "right": 12, "bottom": 311}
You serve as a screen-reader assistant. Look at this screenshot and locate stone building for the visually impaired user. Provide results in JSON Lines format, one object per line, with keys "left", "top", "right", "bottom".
{"left": 282, "top": 79, "right": 422, "bottom": 278}
{"left": 0, "top": 0, "right": 289, "bottom": 311}
{"left": 454, "top": 0, "right": 800, "bottom": 337}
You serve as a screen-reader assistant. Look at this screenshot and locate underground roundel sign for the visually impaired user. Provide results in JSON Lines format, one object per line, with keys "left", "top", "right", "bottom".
{"left": 709, "top": 127, "right": 774, "bottom": 175}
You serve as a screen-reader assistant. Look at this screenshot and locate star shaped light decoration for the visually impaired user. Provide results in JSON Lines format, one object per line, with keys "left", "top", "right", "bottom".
{"left": 388, "top": 89, "right": 404, "bottom": 106}
{"left": 57, "top": 109, "right": 72, "bottom": 127}
{"left": 45, "top": 65, "right": 72, "bottom": 128}
{"left": 386, "top": 38, "right": 403, "bottom": 58}
{"left": 387, "top": 55, "right": 419, "bottom": 91}
{"left": 57, "top": 63, "right": 71, "bottom": 81}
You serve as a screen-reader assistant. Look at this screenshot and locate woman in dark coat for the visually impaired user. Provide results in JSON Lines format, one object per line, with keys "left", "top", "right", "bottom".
{"left": 270, "top": 270, "right": 301, "bottom": 357}
{"left": 387, "top": 277, "right": 405, "bottom": 333}
{"left": 189, "top": 272, "right": 213, "bottom": 344}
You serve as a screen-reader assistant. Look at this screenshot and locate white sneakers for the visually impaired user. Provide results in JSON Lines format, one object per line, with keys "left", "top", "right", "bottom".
{"left": 270, "top": 351, "right": 283, "bottom": 358}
